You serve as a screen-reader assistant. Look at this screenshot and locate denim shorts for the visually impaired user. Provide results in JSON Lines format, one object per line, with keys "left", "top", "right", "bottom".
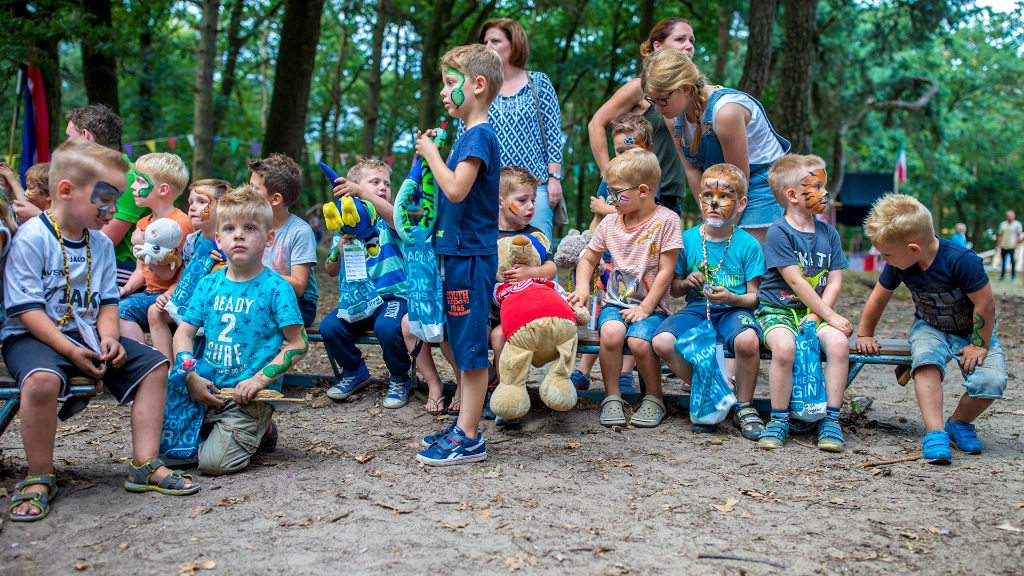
{"left": 597, "top": 304, "right": 667, "bottom": 342}
{"left": 909, "top": 319, "right": 1007, "bottom": 399}
{"left": 656, "top": 306, "right": 761, "bottom": 354}
{"left": 738, "top": 177, "right": 783, "bottom": 229}
{"left": 118, "top": 290, "right": 162, "bottom": 329}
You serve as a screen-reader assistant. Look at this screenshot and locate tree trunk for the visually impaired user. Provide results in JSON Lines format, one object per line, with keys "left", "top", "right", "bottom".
{"left": 774, "top": 0, "right": 817, "bottom": 154}
{"left": 713, "top": 2, "right": 732, "bottom": 82}
{"left": 263, "top": 0, "right": 327, "bottom": 162}
{"left": 260, "top": 21, "right": 270, "bottom": 131}
{"left": 738, "top": 0, "right": 777, "bottom": 100}
{"left": 81, "top": 0, "right": 120, "bottom": 113}
{"left": 192, "top": 0, "right": 219, "bottom": 179}
{"left": 220, "top": 0, "right": 246, "bottom": 100}
{"left": 360, "top": 0, "right": 389, "bottom": 156}
{"left": 637, "top": 0, "right": 654, "bottom": 72}
{"left": 416, "top": 0, "right": 455, "bottom": 130}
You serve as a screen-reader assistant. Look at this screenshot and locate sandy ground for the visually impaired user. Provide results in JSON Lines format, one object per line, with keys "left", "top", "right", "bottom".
{"left": 0, "top": 270, "right": 1022, "bottom": 575}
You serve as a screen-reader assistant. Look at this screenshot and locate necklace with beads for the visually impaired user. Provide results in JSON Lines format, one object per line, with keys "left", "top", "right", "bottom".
{"left": 700, "top": 223, "right": 734, "bottom": 319}
{"left": 46, "top": 210, "right": 92, "bottom": 327}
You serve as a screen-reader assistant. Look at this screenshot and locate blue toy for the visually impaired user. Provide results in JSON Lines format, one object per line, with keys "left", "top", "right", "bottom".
{"left": 319, "top": 162, "right": 381, "bottom": 256}
{"left": 160, "top": 355, "right": 215, "bottom": 463}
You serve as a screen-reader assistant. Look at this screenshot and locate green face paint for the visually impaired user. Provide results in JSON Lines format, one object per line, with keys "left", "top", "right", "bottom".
{"left": 262, "top": 330, "right": 310, "bottom": 379}
{"left": 134, "top": 171, "right": 155, "bottom": 198}
{"left": 444, "top": 66, "right": 466, "bottom": 108}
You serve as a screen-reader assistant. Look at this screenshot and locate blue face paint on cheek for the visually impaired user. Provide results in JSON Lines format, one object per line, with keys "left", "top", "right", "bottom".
{"left": 91, "top": 181, "right": 123, "bottom": 219}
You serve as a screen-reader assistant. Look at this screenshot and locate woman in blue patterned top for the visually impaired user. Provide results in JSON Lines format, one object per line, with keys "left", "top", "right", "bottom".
{"left": 468, "top": 18, "right": 563, "bottom": 240}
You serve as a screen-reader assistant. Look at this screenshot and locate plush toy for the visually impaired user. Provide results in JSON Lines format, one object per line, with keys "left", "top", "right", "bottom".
{"left": 489, "top": 233, "right": 590, "bottom": 419}
{"left": 553, "top": 228, "right": 608, "bottom": 329}
{"left": 318, "top": 162, "right": 381, "bottom": 256}
{"left": 132, "top": 218, "right": 183, "bottom": 270}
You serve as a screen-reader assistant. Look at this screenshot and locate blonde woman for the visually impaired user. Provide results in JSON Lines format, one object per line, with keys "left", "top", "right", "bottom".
{"left": 642, "top": 49, "right": 790, "bottom": 244}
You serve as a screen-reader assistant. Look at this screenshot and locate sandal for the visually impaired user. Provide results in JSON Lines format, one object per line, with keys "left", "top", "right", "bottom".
{"left": 732, "top": 402, "right": 765, "bottom": 441}
{"left": 125, "top": 458, "right": 200, "bottom": 496}
{"left": 817, "top": 419, "right": 845, "bottom": 452}
{"left": 600, "top": 396, "right": 626, "bottom": 427}
{"left": 631, "top": 395, "right": 666, "bottom": 428}
{"left": 446, "top": 398, "right": 461, "bottom": 416}
{"left": 757, "top": 420, "right": 789, "bottom": 450}
{"left": 9, "top": 474, "right": 58, "bottom": 522}
{"left": 422, "top": 397, "right": 447, "bottom": 414}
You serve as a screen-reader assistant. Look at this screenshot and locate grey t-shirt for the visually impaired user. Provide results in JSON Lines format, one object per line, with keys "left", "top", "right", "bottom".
{"left": 756, "top": 217, "right": 847, "bottom": 309}
{"left": 262, "top": 213, "right": 319, "bottom": 310}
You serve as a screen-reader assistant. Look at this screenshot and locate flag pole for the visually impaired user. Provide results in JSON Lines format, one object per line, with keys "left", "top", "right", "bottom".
{"left": 7, "top": 67, "right": 24, "bottom": 164}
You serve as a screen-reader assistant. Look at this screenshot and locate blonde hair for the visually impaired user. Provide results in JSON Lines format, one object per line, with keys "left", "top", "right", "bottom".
{"left": 49, "top": 138, "right": 129, "bottom": 193}
{"left": 347, "top": 159, "right": 392, "bottom": 184}
{"left": 134, "top": 152, "right": 189, "bottom": 196}
{"left": 863, "top": 194, "right": 935, "bottom": 246}
{"left": 701, "top": 163, "right": 748, "bottom": 199}
{"left": 190, "top": 178, "right": 231, "bottom": 201}
{"left": 26, "top": 162, "right": 50, "bottom": 199}
{"left": 641, "top": 49, "right": 708, "bottom": 156}
{"left": 441, "top": 44, "right": 504, "bottom": 104}
{"left": 0, "top": 195, "right": 17, "bottom": 233}
{"left": 639, "top": 18, "right": 692, "bottom": 59}
{"left": 610, "top": 113, "right": 654, "bottom": 149}
{"left": 479, "top": 19, "right": 530, "bottom": 68}
{"left": 500, "top": 166, "right": 540, "bottom": 199}
{"left": 955, "top": 223, "right": 967, "bottom": 234}
{"left": 767, "top": 154, "right": 827, "bottom": 205}
{"left": 218, "top": 184, "right": 274, "bottom": 233}
{"left": 603, "top": 148, "right": 661, "bottom": 193}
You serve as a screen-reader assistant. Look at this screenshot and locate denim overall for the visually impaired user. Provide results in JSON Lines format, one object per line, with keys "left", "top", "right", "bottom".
{"left": 679, "top": 88, "right": 791, "bottom": 228}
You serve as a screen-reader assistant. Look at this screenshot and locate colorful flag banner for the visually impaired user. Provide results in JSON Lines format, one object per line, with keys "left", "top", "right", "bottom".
{"left": 341, "top": 153, "right": 349, "bottom": 164}
{"left": 168, "top": 136, "right": 176, "bottom": 151}
{"left": 251, "top": 143, "right": 261, "bottom": 157}
{"left": 124, "top": 143, "right": 133, "bottom": 157}
{"left": 144, "top": 139, "right": 156, "bottom": 153}
{"left": 895, "top": 141, "right": 907, "bottom": 184}
{"left": 229, "top": 139, "right": 240, "bottom": 154}
{"left": 186, "top": 134, "right": 195, "bottom": 148}
{"left": 312, "top": 150, "right": 323, "bottom": 163}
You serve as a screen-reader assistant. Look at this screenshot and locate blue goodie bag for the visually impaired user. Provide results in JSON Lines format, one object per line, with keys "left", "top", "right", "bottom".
{"left": 160, "top": 359, "right": 215, "bottom": 461}
{"left": 676, "top": 319, "right": 736, "bottom": 425}
{"left": 404, "top": 226, "right": 445, "bottom": 342}
{"left": 790, "top": 319, "right": 827, "bottom": 421}
{"left": 336, "top": 238, "right": 384, "bottom": 323}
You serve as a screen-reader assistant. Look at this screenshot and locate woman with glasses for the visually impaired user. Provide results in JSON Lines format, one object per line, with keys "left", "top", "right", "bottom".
{"left": 587, "top": 18, "right": 696, "bottom": 215}
{"left": 640, "top": 49, "right": 789, "bottom": 244}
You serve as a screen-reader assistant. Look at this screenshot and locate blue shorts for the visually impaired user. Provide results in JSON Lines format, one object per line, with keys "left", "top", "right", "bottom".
{"left": 909, "top": 319, "right": 1007, "bottom": 399}
{"left": 119, "top": 290, "right": 162, "bottom": 330}
{"left": 297, "top": 296, "right": 317, "bottom": 327}
{"left": 442, "top": 254, "right": 497, "bottom": 371}
{"left": 655, "top": 306, "right": 762, "bottom": 354}
{"left": 597, "top": 304, "right": 667, "bottom": 343}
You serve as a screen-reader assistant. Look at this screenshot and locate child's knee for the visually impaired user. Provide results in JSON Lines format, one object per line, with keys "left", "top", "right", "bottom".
{"left": 733, "top": 330, "right": 760, "bottom": 357}
{"left": 197, "top": 426, "right": 257, "bottom": 476}
{"left": 21, "top": 372, "right": 63, "bottom": 403}
{"left": 767, "top": 333, "right": 796, "bottom": 364}
{"left": 628, "top": 337, "right": 653, "bottom": 357}
{"left": 600, "top": 322, "right": 627, "bottom": 344}
{"left": 652, "top": 332, "right": 677, "bottom": 358}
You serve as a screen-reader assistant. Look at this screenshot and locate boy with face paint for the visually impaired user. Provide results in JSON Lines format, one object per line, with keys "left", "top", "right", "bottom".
{"left": 147, "top": 179, "right": 232, "bottom": 360}
{"left": 118, "top": 153, "right": 195, "bottom": 345}
{"left": 755, "top": 154, "right": 852, "bottom": 452}
{"left": 651, "top": 164, "right": 767, "bottom": 439}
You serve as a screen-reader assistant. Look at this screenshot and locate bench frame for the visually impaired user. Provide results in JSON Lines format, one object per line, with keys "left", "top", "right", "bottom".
{"left": 0, "top": 383, "right": 99, "bottom": 442}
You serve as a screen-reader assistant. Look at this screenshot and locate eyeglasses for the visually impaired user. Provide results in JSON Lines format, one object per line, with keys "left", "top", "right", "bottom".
{"left": 606, "top": 183, "right": 642, "bottom": 201}
{"left": 643, "top": 89, "right": 677, "bottom": 107}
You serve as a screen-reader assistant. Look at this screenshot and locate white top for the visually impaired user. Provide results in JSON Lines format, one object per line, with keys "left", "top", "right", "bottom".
{"left": 678, "top": 91, "right": 785, "bottom": 166}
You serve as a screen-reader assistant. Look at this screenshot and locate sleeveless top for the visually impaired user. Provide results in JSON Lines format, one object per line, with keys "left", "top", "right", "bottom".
{"left": 644, "top": 102, "right": 687, "bottom": 200}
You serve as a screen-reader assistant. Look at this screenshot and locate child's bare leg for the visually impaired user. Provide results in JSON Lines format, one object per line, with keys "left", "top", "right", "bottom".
{"left": 456, "top": 368, "right": 487, "bottom": 439}
{"left": 598, "top": 322, "right": 627, "bottom": 396}
{"left": 439, "top": 341, "right": 461, "bottom": 403}
{"left": 733, "top": 329, "right": 761, "bottom": 403}
{"left": 817, "top": 325, "right": 850, "bottom": 408}
{"left": 415, "top": 345, "right": 445, "bottom": 404}
{"left": 577, "top": 353, "right": 597, "bottom": 376}
{"left": 765, "top": 329, "right": 796, "bottom": 411}
{"left": 148, "top": 306, "right": 174, "bottom": 359}
{"left": 489, "top": 325, "right": 505, "bottom": 387}
{"left": 912, "top": 365, "right": 946, "bottom": 431}
{"left": 622, "top": 356, "right": 636, "bottom": 374}
{"left": 129, "top": 364, "right": 193, "bottom": 487}
{"left": 629, "top": 337, "right": 662, "bottom": 399}
{"left": 120, "top": 319, "right": 146, "bottom": 344}
{"left": 949, "top": 395, "right": 994, "bottom": 425}
{"left": 652, "top": 332, "right": 692, "bottom": 383}
{"left": 12, "top": 372, "right": 61, "bottom": 517}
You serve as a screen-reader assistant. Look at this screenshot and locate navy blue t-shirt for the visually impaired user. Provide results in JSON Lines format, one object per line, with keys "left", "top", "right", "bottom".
{"left": 878, "top": 238, "right": 989, "bottom": 335}
{"left": 434, "top": 123, "right": 500, "bottom": 256}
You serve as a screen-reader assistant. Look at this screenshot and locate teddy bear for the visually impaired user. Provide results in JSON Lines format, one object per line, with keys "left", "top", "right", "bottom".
{"left": 132, "top": 218, "right": 182, "bottom": 270}
{"left": 489, "top": 233, "right": 590, "bottom": 420}
{"left": 553, "top": 228, "right": 608, "bottom": 326}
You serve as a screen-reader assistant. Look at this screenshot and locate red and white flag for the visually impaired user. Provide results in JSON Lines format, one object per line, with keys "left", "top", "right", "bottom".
{"left": 894, "top": 141, "right": 907, "bottom": 184}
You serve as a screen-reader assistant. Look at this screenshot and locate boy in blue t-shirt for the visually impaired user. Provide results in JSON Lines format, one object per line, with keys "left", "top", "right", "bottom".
{"left": 413, "top": 44, "right": 503, "bottom": 466}
{"left": 857, "top": 194, "right": 1006, "bottom": 465}
{"left": 173, "top": 187, "right": 308, "bottom": 476}
{"left": 652, "top": 164, "right": 766, "bottom": 439}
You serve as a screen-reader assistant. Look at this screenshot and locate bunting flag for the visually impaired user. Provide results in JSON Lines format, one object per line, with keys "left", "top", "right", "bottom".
{"left": 186, "top": 134, "right": 195, "bottom": 148}
{"left": 144, "top": 139, "right": 156, "bottom": 153}
{"left": 894, "top": 141, "right": 907, "bottom": 184}
{"left": 19, "top": 64, "right": 50, "bottom": 183}
{"left": 340, "top": 153, "right": 349, "bottom": 164}
{"left": 212, "top": 136, "right": 218, "bottom": 144}
{"left": 312, "top": 150, "right": 323, "bottom": 163}
{"left": 385, "top": 156, "right": 394, "bottom": 166}
{"left": 168, "top": 136, "right": 176, "bottom": 151}
{"left": 251, "top": 143, "right": 261, "bottom": 157}
{"left": 124, "top": 143, "right": 133, "bottom": 157}
{"left": 229, "top": 139, "right": 240, "bottom": 154}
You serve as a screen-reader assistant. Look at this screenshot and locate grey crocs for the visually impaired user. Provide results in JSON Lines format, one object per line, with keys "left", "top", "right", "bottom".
{"left": 600, "top": 396, "right": 627, "bottom": 427}
{"left": 631, "top": 395, "right": 666, "bottom": 428}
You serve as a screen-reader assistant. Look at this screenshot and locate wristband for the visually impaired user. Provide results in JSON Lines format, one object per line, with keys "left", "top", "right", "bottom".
{"left": 173, "top": 352, "right": 196, "bottom": 374}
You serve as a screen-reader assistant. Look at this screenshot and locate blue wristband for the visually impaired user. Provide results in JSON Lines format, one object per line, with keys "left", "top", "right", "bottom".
{"left": 173, "top": 352, "right": 196, "bottom": 374}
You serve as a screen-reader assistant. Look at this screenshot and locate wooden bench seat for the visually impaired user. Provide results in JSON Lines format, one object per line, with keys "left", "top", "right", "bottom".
{"left": 0, "top": 366, "right": 99, "bottom": 442}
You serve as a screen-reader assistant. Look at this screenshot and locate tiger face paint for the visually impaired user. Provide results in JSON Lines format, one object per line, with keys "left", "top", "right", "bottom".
{"left": 700, "top": 178, "right": 739, "bottom": 228}
{"left": 798, "top": 168, "right": 829, "bottom": 215}
{"left": 444, "top": 66, "right": 466, "bottom": 108}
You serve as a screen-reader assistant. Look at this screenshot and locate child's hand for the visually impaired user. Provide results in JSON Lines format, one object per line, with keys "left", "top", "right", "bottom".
{"left": 501, "top": 264, "right": 530, "bottom": 283}
{"left": 326, "top": 245, "right": 340, "bottom": 264}
{"left": 590, "top": 196, "right": 615, "bottom": 215}
{"left": 99, "top": 337, "right": 126, "bottom": 368}
{"left": 332, "top": 178, "right": 367, "bottom": 199}
{"left": 415, "top": 130, "right": 440, "bottom": 159}
{"left": 955, "top": 344, "right": 988, "bottom": 374}
{"left": 232, "top": 376, "right": 267, "bottom": 404}
{"left": 619, "top": 305, "right": 651, "bottom": 324}
{"left": 567, "top": 289, "right": 589, "bottom": 308}
{"left": 704, "top": 285, "right": 733, "bottom": 305}
{"left": 855, "top": 336, "right": 880, "bottom": 355}
{"left": 12, "top": 200, "right": 41, "bottom": 222}
{"left": 803, "top": 312, "right": 820, "bottom": 325}
{"left": 684, "top": 272, "right": 705, "bottom": 292}
{"left": 827, "top": 313, "right": 854, "bottom": 337}
{"left": 209, "top": 249, "right": 224, "bottom": 264}
{"left": 0, "top": 164, "right": 16, "bottom": 186}
{"left": 186, "top": 372, "right": 224, "bottom": 407}
{"left": 68, "top": 346, "right": 107, "bottom": 380}
{"left": 155, "top": 293, "right": 171, "bottom": 311}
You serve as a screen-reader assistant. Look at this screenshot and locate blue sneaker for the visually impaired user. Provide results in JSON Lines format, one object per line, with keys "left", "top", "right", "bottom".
{"left": 382, "top": 375, "right": 411, "bottom": 409}
{"left": 618, "top": 372, "right": 637, "bottom": 394}
{"left": 422, "top": 421, "right": 482, "bottom": 447}
{"left": 923, "top": 430, "right": 952, "bottom": 464}
{"left": 570, "top": 370, "right": 591, "bottom": 391}
{"left": 416, "top": 425, "right": 487, "bottom": 466}
{"left": 945, "top": 419, "right": 983, "bottom": 454}
{"left": 326, "top": 362, "right": 372, "bottom": 400}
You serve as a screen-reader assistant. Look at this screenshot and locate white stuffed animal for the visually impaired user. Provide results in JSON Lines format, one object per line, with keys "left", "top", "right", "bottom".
{"left": 132, "top": 218, "right": 183, "bottom": 270}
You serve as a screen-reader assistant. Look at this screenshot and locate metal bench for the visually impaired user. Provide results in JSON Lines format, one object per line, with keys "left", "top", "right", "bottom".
{"left": 0, "top": 366, "right": 100, "bottom": 442}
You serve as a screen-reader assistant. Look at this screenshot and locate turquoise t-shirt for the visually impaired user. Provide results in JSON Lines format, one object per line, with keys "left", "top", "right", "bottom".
{"left": 332, "top": 217, "right": 407, "bottom": 300}
{"left": 675, "top": 225, "right": 765, "bottom": 309}
{"left": 182, "top": 267, "right": 303, "bottom": 391}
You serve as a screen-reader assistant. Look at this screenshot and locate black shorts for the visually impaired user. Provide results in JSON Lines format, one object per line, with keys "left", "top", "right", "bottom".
{"left": 2, "top": 331, "right": 169, "bottom": 403}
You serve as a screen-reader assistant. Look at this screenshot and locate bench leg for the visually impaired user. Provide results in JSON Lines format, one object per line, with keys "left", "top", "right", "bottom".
{"left": 0, "top": 398, "right": 21, "bottom": 442}
{"left": 846, "top": 360, "right": 866, "bottom": 389}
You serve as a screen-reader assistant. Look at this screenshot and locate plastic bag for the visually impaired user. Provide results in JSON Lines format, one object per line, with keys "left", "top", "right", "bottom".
{"left": 335, "top": 238, "right": 384, "bottom": 323}
{"left": 404, "top": 226, "right": 445, "bottom": 342}
{"left": 791, "top": 319, "right": 827, "bottom": 421}
{"left": 676, "top": 319, "right": 736, "bottom": 425}
{"left": 160, "top": 359, "right": 213, "bottom": 462}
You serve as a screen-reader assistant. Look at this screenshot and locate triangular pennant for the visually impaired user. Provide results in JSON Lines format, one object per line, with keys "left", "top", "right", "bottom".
{"left": 251, "top": 143, "right": 261, "bottom": 157}
{"left": 212, "top": 136, "right": 218, "bottom": 144}
{"left": 168, "top": 136, "right": 176, "bottom": 151}
{"left": 4, "top": 155, "right": 12, "bottom": 166}
{"left": 573, "top": 165, "right": 581, "bottom": 177}
{"left": 186, "top": 134, "right": 195, "bottom": 148}
{"left": 340, "top": 153, "right": 349, "bottom": 164}
{"left": 124, "top": 143, "right": 133, "bottom": 157}
{"left": 313, "top": 150, "right": 323, "bottom": 163}
{"left": 229, "top": 139, "right": 240, "bottom": 154}
{"left": 144, "top": 140, "right": 156, "bottom": 153}
{"left": 385, "top": 156, "right": 394, "bottom": 166}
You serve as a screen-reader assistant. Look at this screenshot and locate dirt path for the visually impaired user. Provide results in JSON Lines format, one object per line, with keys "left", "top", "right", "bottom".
{"left": 1, "top": 271, "right": 1022, "bottom": 574}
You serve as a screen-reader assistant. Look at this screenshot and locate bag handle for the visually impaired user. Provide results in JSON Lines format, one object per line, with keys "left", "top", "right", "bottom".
{"left": 527, "top": 72, "right": 549, "bottom": 167}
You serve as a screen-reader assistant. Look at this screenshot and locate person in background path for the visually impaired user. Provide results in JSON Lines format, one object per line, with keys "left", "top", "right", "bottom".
{"left": 951, "top": 223, "right": 967, "bottom": 248}
{"left": 996, "top": 211, "right": 1021, "bottom": 282}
